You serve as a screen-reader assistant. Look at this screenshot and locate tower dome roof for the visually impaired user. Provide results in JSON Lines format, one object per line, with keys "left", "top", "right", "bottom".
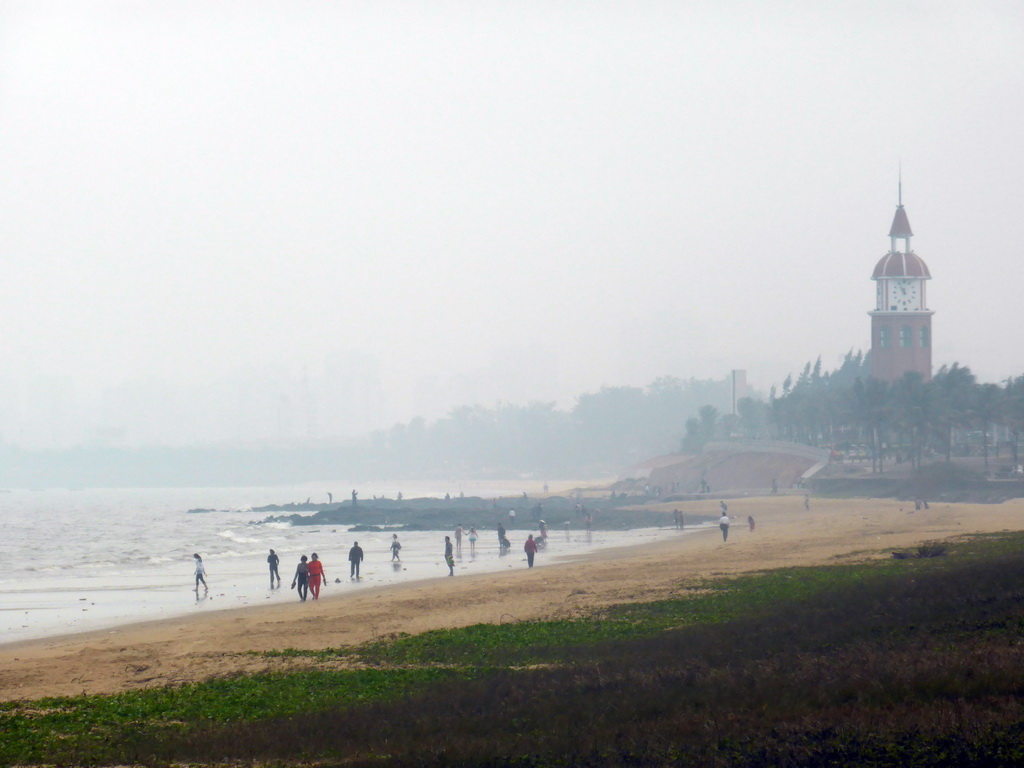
{"left": 872, "top": 251, "right": 931, "bottom": 279}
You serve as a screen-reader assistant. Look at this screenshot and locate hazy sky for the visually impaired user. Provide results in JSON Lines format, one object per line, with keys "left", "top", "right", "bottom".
{"left": 1, "top": 1, "right": 1023, "bottom": 447}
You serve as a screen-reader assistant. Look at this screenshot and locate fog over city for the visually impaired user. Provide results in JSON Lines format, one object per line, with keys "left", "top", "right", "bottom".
{"left": 1, "top": 1, "right": 1022, "bottom": 449}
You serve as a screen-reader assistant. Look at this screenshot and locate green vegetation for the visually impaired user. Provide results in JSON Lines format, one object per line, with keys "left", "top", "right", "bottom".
{"left": 6, "top": 533, "right": 1024, "bottom": 765}
{"left": 762, "top": 358, "right": 1024, "bottom": 475}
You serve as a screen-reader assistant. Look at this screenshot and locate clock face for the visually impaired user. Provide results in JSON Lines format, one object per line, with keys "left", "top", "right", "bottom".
{"left": 892, "top": 279, "right": 919, "bottom": 311}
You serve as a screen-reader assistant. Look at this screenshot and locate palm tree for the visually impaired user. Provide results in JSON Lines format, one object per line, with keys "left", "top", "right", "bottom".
{"left": 1004, "top": 376, "right": 1024, "bottom": 468}
{"left": 698, "top": 405, "right": 720, "bottom": 445}
{"left": 973, "top": 383, "right": 1002, "bottom": 472}
{"left": 892, "top": 372, "right": 931, "bottom": 469}
{"left": 930, "top": 363, "right": 976, "bottom": 462}
{"left": 852, "top": 377, "right": 891, "bottom": 474}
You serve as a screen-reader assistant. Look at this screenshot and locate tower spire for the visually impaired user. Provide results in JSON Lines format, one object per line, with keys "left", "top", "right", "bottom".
{"left": 889, "top": 168, "right": 913, "bottom": 251}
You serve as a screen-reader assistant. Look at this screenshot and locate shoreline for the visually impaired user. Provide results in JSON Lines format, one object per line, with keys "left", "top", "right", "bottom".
{"left": 0, "top": 480, "right": 634, "bottom": 646}
{"left": 0, "top": 524, "right": 684, "bottom": 646}
{"left": 3, "top": 495, "right": 1022, "bottom": 702}
{"left": 0, "top": 525, "right": 697, "bottom": 655}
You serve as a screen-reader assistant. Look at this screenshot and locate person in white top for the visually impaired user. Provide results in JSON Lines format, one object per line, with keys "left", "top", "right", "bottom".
{"left": 193, "top": 553, "right": 208, "bottom": 592}
{"left": 718, "top": 514, "right": 730, "bottom": 542}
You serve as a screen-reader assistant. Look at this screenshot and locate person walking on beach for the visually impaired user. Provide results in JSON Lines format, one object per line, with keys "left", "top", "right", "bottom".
{"left": 444, "top": 535, "right": 455, "bottom": 576}
{"left": 468, "top": 526, "right": 478, "bottom": 556}
{"left": 193, "top": 553, "right": 208, "bottom": 592}
{"left": 524, "top": 534, "right": 538, "bottom": 568}
{"left": 307, "top": 553, "right": 326, "bottom": 600}
{"left": 390, "top": 534, "right": 402, "bottom": 561}
{"left": 454, "top": 525, "right": 464, "bottom": 554}
{"left": 497, "top": 522, "right": 508, "bottom": 550}
{"left": 747, "top": 515, "right": 755, "bottom": 532}
{"left": 267, "top": 549, "right": 281, "bottom": 588}
{"left": 804, "top": 494, "right": 810, "bottom": 511}
{"left": 291, "top": 555, "right": 309, "bottom": 601}
{"left": 348, "top": 541, "right": 364, "bottom": 579}
{"left": 719, "top": 512, "right": 730, "bottom": 542}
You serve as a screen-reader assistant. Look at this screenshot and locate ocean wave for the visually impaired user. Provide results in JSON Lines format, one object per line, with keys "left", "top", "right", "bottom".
{"left": 79, "top": 561, "right": 119, "bottom": 570}
{"left": 207, "top": 549, "right": 245, "bottom": 558}
{"left": 216, "top": 530, "right": 260, "bottom": 544}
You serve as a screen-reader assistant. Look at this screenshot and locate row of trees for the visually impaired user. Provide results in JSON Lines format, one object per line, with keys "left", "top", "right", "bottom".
{"left": 357, "top": 375, "right": 736, "bottom": 477}
{"left": 368, "top": 352, "right": 1022, "bottom": 480}
{"left": 686, "top": 351, "right": 1023, "bottom": 474}
{"left": 0, "top": 375, "right": 734, "bottom": 486}
{"left": 5, "top": 354, "right": 1019, "bottom": 486}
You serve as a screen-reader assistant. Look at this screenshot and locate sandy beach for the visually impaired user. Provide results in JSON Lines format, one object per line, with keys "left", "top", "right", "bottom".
{"left": 2, "top": 495, "right": 1022, "bottom": 702}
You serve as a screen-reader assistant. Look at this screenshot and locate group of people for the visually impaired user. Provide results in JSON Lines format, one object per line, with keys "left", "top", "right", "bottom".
{"left": 195, "top": 524, "right": 547, "bottom": 600}
{"left": 286, "top": 544, "right": 370, "bottom": 598}
{"left": 285, "top": 552, "right": 326, "bottom": 601}
{"left": 264, "top": 546, "right": 362, "bottom": 601}
{"left": 451, "top": 525, "right": 480, "bottom": 556}
{"left": 717, "top": 501, "right": 756, "bottom": 542}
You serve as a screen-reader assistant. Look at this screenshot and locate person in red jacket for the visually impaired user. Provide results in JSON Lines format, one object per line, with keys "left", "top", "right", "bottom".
{"left": 524, "top": 534, "right": 538, "bottom": 568}
{"left": 307, "top": 552, "right": 326, "bottom": 600}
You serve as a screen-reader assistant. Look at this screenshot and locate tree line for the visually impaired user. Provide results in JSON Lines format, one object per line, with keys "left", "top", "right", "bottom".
{"left": 0, "top": 375, "right": 738, "bottom": 486}
{"left": 4, "top": 357, "right": 1020, "bottom": 487}
{"left": 685, "top": 351, "right": 1024, "bottom": 475}
{"left": 357, "top": 375, "right": 736, "bottom": 477}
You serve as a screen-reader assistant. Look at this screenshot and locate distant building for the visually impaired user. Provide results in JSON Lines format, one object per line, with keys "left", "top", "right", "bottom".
{"left": 868, "top": 184, "right": 934, "bottom": 381}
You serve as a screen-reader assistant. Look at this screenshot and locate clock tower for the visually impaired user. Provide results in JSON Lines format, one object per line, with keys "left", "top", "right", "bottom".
{"left": 869, "top": 186, "right": 933, "bottom": 381}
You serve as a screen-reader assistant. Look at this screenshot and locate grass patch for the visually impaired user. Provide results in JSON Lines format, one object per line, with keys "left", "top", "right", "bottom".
{"left": 263, "top": 560, "right": 932, "bottom": 668}
{"left": 7, "top": 532, "right": 1024, "bottom": 766}
{"left": 0, "top": 668, "right": 454, "bottom": 764}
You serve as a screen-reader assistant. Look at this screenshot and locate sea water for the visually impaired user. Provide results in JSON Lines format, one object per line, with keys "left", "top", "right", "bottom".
{"left": 0, "top": 483, "right": 691, "bottom": 645}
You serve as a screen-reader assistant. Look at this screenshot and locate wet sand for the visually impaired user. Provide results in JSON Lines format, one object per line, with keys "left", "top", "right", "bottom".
{"left": 2, "top": 495, "right": 1021, "bottom": 701}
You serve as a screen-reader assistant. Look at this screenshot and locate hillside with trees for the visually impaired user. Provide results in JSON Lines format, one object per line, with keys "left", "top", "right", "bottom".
{"left": 690, "top": 351, "right": 1024, "bottom": 477}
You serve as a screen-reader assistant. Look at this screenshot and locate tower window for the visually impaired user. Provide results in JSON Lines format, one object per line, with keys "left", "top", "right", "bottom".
{"left": 900, "top": 325, "right": 912, "bottom": 348}
{"left": 920, "top": 325, "right": 930, "bottom": 348}
{"left": 879, "top": 326, "right": 890, "bottom": 349}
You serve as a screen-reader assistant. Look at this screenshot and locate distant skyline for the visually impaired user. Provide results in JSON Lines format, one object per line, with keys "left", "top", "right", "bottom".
{"left": 2, "top": 1, "right": 1022, "bottom": 448}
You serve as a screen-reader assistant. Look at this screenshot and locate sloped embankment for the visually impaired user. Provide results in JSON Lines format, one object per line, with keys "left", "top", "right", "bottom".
{"left": 636, "top": 441, "right": 827, "bottom": 492}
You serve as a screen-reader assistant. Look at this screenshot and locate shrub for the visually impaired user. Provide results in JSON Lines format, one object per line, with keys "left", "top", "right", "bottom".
{"left": 916, "top": 541, "right": 947, "bottom": 558}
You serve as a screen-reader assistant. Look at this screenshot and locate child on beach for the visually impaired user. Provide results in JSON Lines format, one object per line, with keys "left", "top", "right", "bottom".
{"left": 524, "top": 534, "right": 538, "bottom": 567}
{"left": 307, "top": 553, "right": 326, "bottom": 599}
{"left": 267, "top": 549, "right": 280, "bottom": 588}
{"left": 193, "top": 553, "right": 208, "bottom": 592}
{"left": 444, "top": 536, "right": 455, "bottom": 576}
{"left": 468, "top": 526, "right": 478, "bottom": 556}
{"left": 291, "top": 555, "right": 309, "bottom": 601}
{"left": 391, "top": 534, "right": 402, "bottom": 561}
